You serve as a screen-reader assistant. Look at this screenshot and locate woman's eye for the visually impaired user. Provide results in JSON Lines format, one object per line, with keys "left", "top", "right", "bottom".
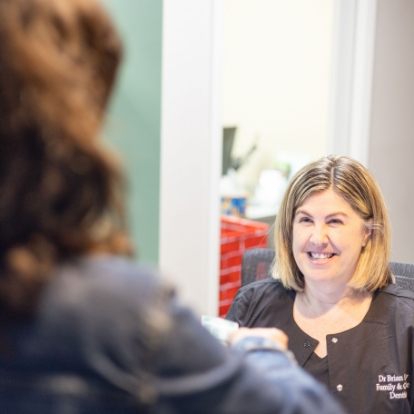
{"left": 328, "top": 218, "right": 343, "bottom": 225}
{"left": 298, "top": 216, "right": 312, "bottom": 223}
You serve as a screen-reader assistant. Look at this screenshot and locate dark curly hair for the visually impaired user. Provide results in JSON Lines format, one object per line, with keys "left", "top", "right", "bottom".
{"left": 0, "top": 0, "right": 132, "bottom": 315}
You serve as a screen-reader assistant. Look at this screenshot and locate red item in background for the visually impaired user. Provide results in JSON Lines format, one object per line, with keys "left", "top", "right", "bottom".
{"left": 219, "top": 216, "right": 269, "bottom": 316}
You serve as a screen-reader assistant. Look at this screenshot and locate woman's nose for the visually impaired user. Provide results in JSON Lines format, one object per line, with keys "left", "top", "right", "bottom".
{"left": 309, "top": 224, "right": 328, "bottom": 245}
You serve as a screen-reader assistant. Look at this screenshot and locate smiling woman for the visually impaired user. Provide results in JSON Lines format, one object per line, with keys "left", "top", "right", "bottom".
{"left": 275, "top": 155, "right": 391, "bottom": 293}
{"left": 292, "top": 189, "right": 371, "bottom": 289}
{"left": 227, "top": 155, "right": 414, "bottom": 414}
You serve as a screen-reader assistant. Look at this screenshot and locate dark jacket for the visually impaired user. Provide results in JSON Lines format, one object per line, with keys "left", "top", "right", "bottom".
{"left": 0, "top": 256, "right": 343, "bottom": 413}
{"left": 227, "top": 278, "right": 414, "bottom": 414}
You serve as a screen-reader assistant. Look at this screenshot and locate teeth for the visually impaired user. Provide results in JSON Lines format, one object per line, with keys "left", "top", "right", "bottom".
{"left": 309, "top": 252, "right": 333, "bottom": 259}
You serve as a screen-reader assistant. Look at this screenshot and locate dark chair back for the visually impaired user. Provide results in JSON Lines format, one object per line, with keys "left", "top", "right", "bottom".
{"left": 390, "top": 261, "right": 414, "bottom": 291}
{"left": 241, "top": 248, "right": 275, "bottom": 286}
{"left": 241, "top": 248, "right": 414, "bottom": 292}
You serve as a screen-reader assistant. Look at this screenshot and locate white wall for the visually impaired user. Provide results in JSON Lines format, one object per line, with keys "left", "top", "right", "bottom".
{"left": 368, "top": 0, "right": 414, "bottom": 263}
{"left": 159, "top": 0, "right": 222, "bottom": 315}
{"left": 222, "top": 0, "right": 334, "bottom": 189}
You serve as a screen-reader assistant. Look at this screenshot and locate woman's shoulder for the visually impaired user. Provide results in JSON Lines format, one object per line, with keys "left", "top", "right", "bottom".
{"left": 41, "top": 255, "right": 172, "bottom": 325}
{"left": 237, "top": 278, "right": 291, "bottom": 299}
{"left": 226, "top": 278, "right": 294, "bottom": 324}
{"left": 59, "top": 255, "right": 166, "bottom": 293}
{"left": 379, "top": 283, "right": 414, "bottom": 304}
{"left": 28, "top": 256, "right": 178, "bottom": 389}
{"left": 375, "top": 283, "right": 414, "bottom": 321}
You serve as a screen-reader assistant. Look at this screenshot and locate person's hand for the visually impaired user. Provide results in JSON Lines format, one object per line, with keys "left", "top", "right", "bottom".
{"left": 228, "top": 327, "right": 288, "bottom": 350}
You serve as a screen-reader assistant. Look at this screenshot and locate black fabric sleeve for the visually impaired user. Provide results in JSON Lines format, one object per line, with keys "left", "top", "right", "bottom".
{"left": 225, "top": 283, "right": 254, "bottom": 325}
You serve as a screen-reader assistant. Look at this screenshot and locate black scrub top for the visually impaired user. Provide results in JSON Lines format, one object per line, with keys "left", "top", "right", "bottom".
{"left": 227, "top": 278, "right": 414, "bottom": 414}
{"left": 306, "top": 352, "right": 329, "bottom": 386}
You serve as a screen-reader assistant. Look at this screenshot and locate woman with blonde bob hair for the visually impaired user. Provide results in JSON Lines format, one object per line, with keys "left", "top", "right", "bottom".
{"left": 228, "top": 155, "right": 414, "bottom": 414}
{"left": 275, "top": 155, "right": 392, "bottom": 292}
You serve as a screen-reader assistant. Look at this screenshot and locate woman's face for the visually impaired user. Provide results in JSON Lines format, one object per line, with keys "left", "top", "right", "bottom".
{"left": 292, "top": 188, "right": 370, "bottom": 286}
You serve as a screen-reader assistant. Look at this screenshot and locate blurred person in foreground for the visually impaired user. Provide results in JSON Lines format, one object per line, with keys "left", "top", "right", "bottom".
{"left": 228, "top": 155, "right": 414, "bottom": 414}
{"left": 0, "top": 0, "right": 344, "bottom": 413}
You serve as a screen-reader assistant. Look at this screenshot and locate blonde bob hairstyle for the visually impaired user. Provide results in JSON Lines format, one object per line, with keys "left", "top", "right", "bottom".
{"left": 273, "top": 155, "right": 392, "bottom": 292}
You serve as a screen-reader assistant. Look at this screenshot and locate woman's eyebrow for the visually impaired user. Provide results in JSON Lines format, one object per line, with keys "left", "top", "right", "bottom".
{"left": 295, "top": 209, "right": 311, "bottom": 217}
{"left": 295, "top": 209, "right": 348, "bottom": 218}
{"left": 326, "top": 212, "right": 348, "bottom": 219}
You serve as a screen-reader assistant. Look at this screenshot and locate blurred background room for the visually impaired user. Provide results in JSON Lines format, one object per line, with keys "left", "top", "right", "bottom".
{"left": 103, "top": 0, "right": 414, "bottom": 316}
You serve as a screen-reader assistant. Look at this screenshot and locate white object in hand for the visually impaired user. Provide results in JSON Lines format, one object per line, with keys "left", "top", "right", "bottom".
{"left": 201, "top": 315, "right": 239, "bottom": 343}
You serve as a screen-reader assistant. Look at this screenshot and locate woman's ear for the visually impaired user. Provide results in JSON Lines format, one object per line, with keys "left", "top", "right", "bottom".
{"left": 362, "top": 220, "right": 373, "bottom": 247}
